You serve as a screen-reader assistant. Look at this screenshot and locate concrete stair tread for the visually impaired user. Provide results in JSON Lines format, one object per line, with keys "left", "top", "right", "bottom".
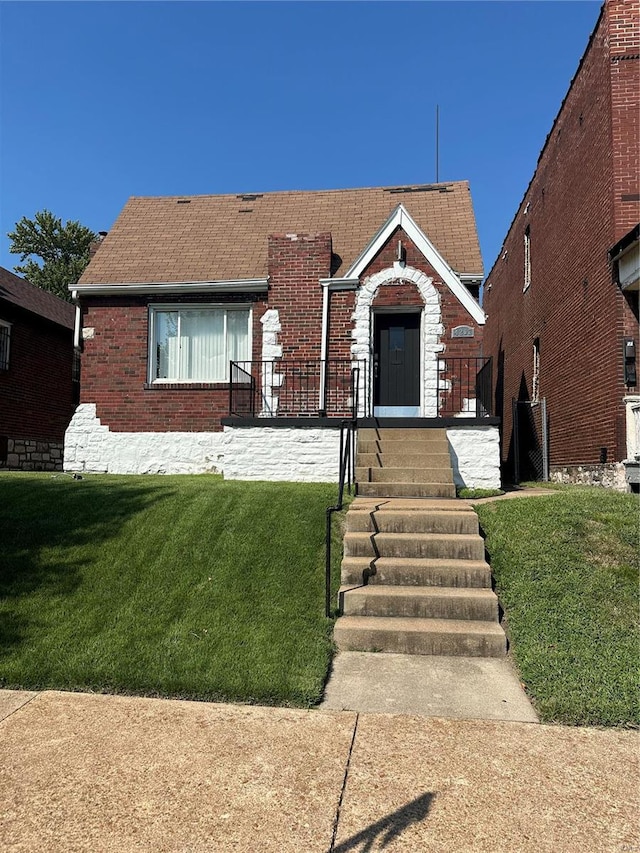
{"left": 339, "top": 584, "right": 498, "bottom": 620}
{"left": 334, "top": 615, "right": 507, "bottom": 656}
{"left": 345, "top": 510, "right": 479, "bottom": 534}
{"left": 341, "top": 556, "right": 489, "bottom": 570}
{"left": 339, "top": 585, "right": 498, "bottom": 601}
{"left": 356, "top": 453, "right": 452, "bottom": 465}
{"left": 358, "top": 470, "right": 454, "bottom": 486}
{"left": 340, "top": 557, "right": 492, "bottom": 589}
{"left": 345, "top": 532, "right": 482, "bottom": 544}
{"left": 349, "top": 498, "right": 471, "bottom": 511}
{"left": 336, "top": 615, "right": 504, "bottom": 634}
{"left": 357, "top": 483, "right": 457, "bottom": 498}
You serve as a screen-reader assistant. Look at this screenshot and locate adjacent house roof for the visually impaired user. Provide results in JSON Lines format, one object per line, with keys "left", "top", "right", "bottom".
{"left": 79, "top": 182, "right": 484, "bottom": 285}
{"left": 0, "top": 267, "right": 75, "bottom": 329}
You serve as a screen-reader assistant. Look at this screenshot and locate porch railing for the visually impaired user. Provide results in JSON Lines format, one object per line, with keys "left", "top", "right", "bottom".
{"left": 229, "top": 356, "right": 493, "bottom": 419}
{"left": 229, "top": 359, "right": 366, "bottom": 419}
{"left": 436, "top": 356, "right": 493, "bottom": 418}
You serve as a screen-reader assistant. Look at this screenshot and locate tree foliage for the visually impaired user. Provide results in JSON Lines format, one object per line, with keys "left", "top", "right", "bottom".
{"left": 8, "top": 210, "right": 97, "bottom": 301}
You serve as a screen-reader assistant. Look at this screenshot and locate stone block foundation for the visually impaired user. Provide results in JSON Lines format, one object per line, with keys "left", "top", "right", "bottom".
{"left": 65, "top": 403, "right": 500, "bottom": 487}
{"left": 1, "top": 437, "right": 64, "bottom": 471}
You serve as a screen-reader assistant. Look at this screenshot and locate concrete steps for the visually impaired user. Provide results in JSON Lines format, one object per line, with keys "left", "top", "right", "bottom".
{"left": 345, "top": 508, "right": 479, "bottom": 535}
{"left": 339, "top": 585, "right": 499, "bottom": 621}
{"left": 344, "top": 531, "right": 485, "bottom": 561}
{"left": 355, "top": 428, "right": 455, "bottom": 500}
{"left": 340, "top": 556, "right": 493, "bottom": 588}
{"left": 334, "top": 615, "right": 506, "bottom": 658}
{"left": 335, "top": 438, "right": 506, "bottom": 657}
{"left": 357, "top": 482, "right": 456, "bottom": 498}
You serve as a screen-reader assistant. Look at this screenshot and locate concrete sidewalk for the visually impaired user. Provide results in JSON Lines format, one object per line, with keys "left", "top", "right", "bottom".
{"left": 1, "top": 690, "right": 637, "bottom": 852}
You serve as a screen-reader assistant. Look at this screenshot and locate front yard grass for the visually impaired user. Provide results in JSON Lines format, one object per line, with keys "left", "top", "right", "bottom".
{"left": 476, "top": 488, "right": 639, "bottom": 727}
{"left": 0, "top": 473, "right": 345, "bottom": 707}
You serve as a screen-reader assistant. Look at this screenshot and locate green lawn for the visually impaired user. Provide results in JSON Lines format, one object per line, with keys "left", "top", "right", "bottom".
{"left": 476, "top": 488, "right": 639, "bottom": 727}
{"left": 0, "top": 473, "right": 345, "bottom": 707}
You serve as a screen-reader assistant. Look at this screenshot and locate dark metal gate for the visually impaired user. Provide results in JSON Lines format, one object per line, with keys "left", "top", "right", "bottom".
{"left": 512, "top": 398, "right": 549, "bottom": 483}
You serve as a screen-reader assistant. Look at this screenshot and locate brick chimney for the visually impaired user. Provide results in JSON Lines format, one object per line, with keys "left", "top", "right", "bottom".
{"left": 267, "top": 232, "right": 332, "bottom": 360}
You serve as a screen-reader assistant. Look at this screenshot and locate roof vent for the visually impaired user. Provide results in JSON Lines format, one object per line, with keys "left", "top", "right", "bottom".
{"left": 237, "top": 193, "right": 263, "bottom": 202}
{"left": 176, "top": 199, "right": 191, "bottom": 205}
{"left": 386, "top": 184, "right": 452, "bottom": 195}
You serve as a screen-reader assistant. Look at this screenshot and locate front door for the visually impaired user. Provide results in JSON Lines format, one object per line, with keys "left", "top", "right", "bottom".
{"left": 373, "top": 312, "right": 420, "bottom": 417}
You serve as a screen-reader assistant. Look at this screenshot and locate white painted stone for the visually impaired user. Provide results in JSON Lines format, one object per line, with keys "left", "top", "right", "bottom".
{"left": 222, "top": 426, "right": 341, "bottom": 482}
{"left": 64, "top": 404, "right": 226, "bottom": 475}
{"left": 64, "top": 403, "right": 342, "bottom": 481}
{"left": 446, "top": 426, "right": 501, "bottom": 490}
{"left": 259, "top": 309, "right": 283, "bottom": 415}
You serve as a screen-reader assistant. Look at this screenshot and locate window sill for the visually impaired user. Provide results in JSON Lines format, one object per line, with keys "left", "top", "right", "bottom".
{"left": 144, "top": 381, "right": 231, "bottom": 391}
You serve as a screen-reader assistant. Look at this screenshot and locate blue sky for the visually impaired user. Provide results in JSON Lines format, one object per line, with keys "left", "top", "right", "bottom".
{"left": 0, "top": 1, "right": 601, "bottom": 279}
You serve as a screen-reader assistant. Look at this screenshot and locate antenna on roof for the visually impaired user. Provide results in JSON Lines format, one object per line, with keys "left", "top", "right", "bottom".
{"left": 435, "top": 104, "right": 440, "bottom": 184}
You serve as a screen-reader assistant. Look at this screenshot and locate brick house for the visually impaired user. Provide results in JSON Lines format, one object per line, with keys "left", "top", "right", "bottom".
{"left": 483, "top": 0, "right": 639, "bottom": 490}
{"left": 65, "top": 182, "right": 500, "bottom": 487}
{"left": 0, "top": 266, "right": 77, "bottom": 470}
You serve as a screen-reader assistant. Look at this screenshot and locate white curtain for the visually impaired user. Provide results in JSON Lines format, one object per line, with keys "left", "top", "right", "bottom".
{"left": 183, "top": 310, "right": 224, "bottom": 380}
{"left": 155, "top": 309, "right": 249, "bottom": 381}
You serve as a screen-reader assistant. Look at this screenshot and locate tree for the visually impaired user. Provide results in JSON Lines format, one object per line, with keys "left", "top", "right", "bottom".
{"left": 8, "top": 210, "right": 97, "bottom": 301}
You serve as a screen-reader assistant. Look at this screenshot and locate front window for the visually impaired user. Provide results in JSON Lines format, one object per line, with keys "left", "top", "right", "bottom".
{"left": 150, "top": 306, "right": 250, "bottom": 383}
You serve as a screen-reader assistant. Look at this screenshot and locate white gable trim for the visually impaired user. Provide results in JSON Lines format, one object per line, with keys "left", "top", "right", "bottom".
{"left": 344, "top": 204, "right": 485, "bottom": 325}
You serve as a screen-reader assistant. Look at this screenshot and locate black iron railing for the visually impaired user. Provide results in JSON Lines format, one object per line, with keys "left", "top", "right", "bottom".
{"left": 228, "top": 361, "right": 256, "bottom": 417}
{"left": 229, "top": 359, "right": 365, "bottom": 419}
{"left": 437, "top": 357, "right": 493, "bottom": 417}
{"left": 324, "top": 367, "right": 359, "bottom": 617}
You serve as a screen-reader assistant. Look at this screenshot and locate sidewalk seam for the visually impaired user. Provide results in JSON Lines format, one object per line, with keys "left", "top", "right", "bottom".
{"left": 0, "top": 691, "right": 40, "bottom": 725}
{"left": 328, "top": 712, "right": 359, "bottom": 853}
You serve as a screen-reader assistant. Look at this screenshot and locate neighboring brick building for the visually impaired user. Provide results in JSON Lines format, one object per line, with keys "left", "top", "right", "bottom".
{"left": 483, "top": 0, "right": 639, "bottom": 490}
{"left": 0, "top": 267, "right": 76, "bottom": 470}
{"left": 65, "top": 182, "right": 501, "bottom": 486}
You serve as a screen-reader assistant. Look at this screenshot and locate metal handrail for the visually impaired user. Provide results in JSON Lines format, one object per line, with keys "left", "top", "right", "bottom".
{"left": 228, "top": 359, "right": 366, "bottom": 418}
{"left": 436, "top": 356, "right": 493, "bottom": 417}
{"left": 324, "top": 366, "right": 359, "bottom": 618}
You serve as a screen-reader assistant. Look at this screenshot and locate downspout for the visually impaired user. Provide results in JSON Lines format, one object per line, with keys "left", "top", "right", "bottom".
{"left": 319, "top": 281, "right": 330, "bottom": 415}
{"left": 71, "top": 290, "right": 81, "bottom": 349}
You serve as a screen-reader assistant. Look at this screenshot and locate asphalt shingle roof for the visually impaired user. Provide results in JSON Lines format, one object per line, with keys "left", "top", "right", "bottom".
{"left": 0, "top": 267, "right": 75, "bottom": 329}
{"left": 80, "top": 182, "right": 483, "bottom": 285}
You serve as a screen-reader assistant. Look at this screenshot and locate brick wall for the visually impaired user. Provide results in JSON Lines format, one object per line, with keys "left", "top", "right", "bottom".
{"left": 483, "top": 0, "right": 639, "bottom": 479}
{"left": 364, "top": 228, "right": 484, "bottom": 359}
{"left": 267, "top": 232, "right": 331, "bottom": 360}
{"left": 609, "top": 0, "right": 640, "bottom": 238}
{"left": 0, "top": 305, "right": 75, "bottom": 455}
{"left": 81, "top": 293, "right": 267, "bottom": 432}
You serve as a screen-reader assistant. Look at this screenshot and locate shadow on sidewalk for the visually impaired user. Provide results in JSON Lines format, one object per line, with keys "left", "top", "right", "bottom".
{"left": 332, "top": 791, "right": 435, "bottom": 852}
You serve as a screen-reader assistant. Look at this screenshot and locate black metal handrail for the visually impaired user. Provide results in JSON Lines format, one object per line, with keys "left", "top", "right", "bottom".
{"left": 436, "top": 356, "right": 493, "bottom": 417}
{"left": 228, "top": 359, "right": 366, "bottom": 418}
{"left": 324, "top": 366, "right": 359, "bottom": 618}
{"left": 228, "top": 361, "right": 256, "bottom": 417}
